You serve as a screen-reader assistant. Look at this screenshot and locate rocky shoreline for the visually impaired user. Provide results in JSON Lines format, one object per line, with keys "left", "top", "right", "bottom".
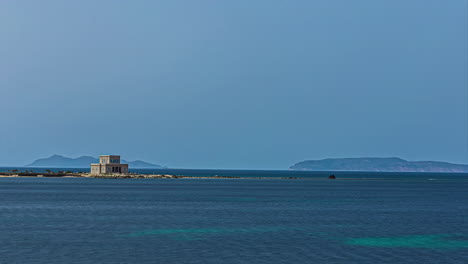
{"left": 0, "top": 172, "right": 303, "bottom": 180}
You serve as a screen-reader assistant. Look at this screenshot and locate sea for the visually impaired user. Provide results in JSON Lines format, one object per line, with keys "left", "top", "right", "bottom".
{"left": 0, "top": 167, "right": 467, "bottom": 263}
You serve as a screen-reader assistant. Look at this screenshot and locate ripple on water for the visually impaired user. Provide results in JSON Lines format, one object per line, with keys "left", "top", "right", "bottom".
{"left": 121, "top": 227, "right": 287, "bottom": 237}
{"left": 346, "top": 234, "right": 468, "bottom": 249}
{"left": 119, "top": 226, "right": 322, "bottom": 241}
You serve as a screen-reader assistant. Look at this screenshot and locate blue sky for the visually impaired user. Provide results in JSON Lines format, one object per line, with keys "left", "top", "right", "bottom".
{"left": 1, "top": 0, "right": 467, "bottom": 169}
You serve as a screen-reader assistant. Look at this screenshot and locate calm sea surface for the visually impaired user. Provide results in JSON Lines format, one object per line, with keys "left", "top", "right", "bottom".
{"left": 0, "top": 173, "right": 467, "bottom": 263}
{"left": 2, "top": 166, "right": 468, "bottom": 180}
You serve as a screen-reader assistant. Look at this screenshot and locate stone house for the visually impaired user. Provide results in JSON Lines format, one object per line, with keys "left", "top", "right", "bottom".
{"left": 91, "top": 155, "right": 129, "bottom": 175}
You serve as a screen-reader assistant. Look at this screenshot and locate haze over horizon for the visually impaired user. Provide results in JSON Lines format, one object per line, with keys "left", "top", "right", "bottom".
{"left": 1, "top": 0, "right": 467, "bottom": 169}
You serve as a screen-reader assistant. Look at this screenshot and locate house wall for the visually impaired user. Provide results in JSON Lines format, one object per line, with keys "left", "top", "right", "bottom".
{"left": 103, "top": 164, "right": 128, "bottom": 173}
{"left": 100, "top": 155, "right": 121, "bottom": 164}
{"left": 91, "top": 164, "right": 129, "bottom": 174}
{"left": 92, "top": 155, "right": 128, "bottom": 175}
{"left": 91, "top": 164, "right": 101, "bottom": 175}
{"left": 100, "top": 156, "right": 110, "bottom": 164}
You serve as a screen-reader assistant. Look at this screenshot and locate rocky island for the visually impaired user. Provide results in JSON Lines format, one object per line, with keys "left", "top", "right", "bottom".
{"left": 290, "top": 157, "right": 468, "bottom": 172}
{"left": 26, "top": 154, "right": 163, "bottom": 169}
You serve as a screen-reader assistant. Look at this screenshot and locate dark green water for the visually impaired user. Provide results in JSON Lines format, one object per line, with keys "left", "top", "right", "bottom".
{"left": 0, "top": 177, "right": 467, "bottom": 263}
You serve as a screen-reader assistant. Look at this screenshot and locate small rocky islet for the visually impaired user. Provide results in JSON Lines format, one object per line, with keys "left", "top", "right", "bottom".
{"left": 0, "top": 171, "right": 326, "bottom": 180}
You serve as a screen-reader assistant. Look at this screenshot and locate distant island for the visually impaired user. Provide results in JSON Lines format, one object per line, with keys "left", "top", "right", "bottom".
{"left": 290, "top": 157, "right": 468, "bottom": 172}
{"left": 26, "top": 155, "right": 163, "bottom": 169}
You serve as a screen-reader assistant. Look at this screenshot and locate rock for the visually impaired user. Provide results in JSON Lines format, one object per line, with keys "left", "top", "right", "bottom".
{"left": 328, "top": 175, "right": 336, "bottom": 179}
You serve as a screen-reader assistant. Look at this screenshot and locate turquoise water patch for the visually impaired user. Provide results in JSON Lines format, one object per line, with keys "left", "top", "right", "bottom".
{"left": 347, "top": 234, "right": 468, "bottom": 249}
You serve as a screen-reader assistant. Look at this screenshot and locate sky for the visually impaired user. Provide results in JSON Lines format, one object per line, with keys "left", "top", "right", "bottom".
{"left": 0, "top": 0, "right": 467, "bottom": 169}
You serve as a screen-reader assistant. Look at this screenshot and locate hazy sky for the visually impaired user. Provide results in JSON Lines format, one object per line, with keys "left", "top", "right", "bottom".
{"left": 1, "top": 0, "right": 467, "bottom": 169}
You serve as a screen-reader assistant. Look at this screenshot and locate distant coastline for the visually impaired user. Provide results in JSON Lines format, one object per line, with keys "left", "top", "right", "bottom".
{"left": 25, "top": 154, "right": 164, "bottom": 169}
{"left": 2, "top": 156, "right": 468, "bottom": 181}
{"left": 19, "top": 155, "right": 468, "bottom": 173}
{"left": 290, "top": 157, "right": 468, "bottom": 173}
{"left": 1, "top": 168, "right": 467, "bottom": 181}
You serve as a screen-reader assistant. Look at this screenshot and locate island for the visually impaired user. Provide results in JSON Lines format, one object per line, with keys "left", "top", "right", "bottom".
{"left": 290, "top": 157, "right": 468, "bottom": 172}
{"left": 26, "top": 154, "right": 163, "bottom": 169}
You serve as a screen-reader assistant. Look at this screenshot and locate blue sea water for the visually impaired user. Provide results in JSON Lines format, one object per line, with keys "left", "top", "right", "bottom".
{"left": 0, "top": 175, "right": 467, "bottom": 263}
{"left": 2, "top": 166, "right": 468, "bottom": 180}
